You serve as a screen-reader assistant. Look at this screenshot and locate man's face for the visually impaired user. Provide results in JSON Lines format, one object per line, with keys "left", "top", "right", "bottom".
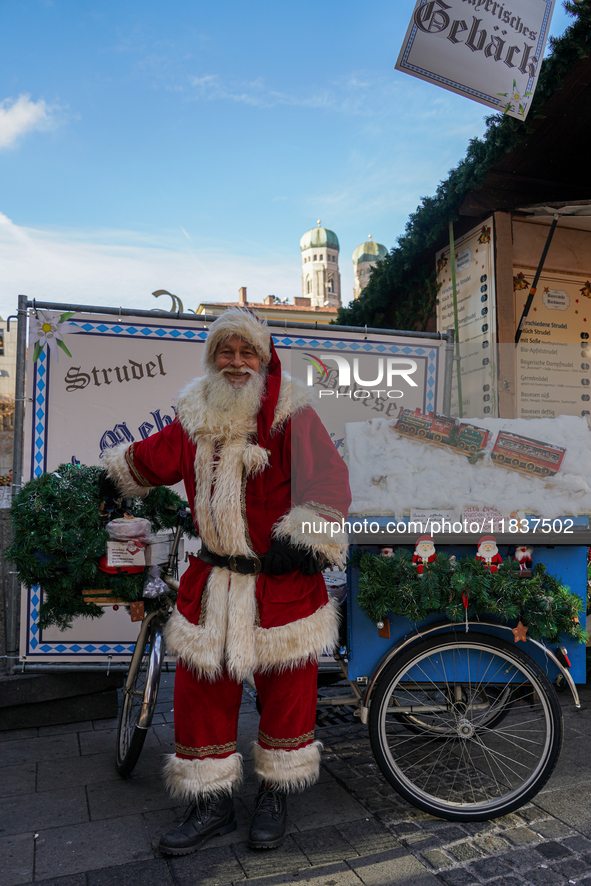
{"left": 214, "top": 336, "right": 261, "bottom": 387}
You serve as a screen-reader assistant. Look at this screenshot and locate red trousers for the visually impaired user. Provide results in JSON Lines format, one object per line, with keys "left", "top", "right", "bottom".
{"left": 173, "top": 659, "right": 319, "bottom": 760}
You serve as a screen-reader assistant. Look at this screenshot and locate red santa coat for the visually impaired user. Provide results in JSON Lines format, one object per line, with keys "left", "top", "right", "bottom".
{"left": 104, "top": 373, "right": 351, "bottom": 681}
{"left": 412, "top": 552, "right": 436, "bottom": 575}
{"left": 476, "top": 552, "right": 503, "bottom": 573}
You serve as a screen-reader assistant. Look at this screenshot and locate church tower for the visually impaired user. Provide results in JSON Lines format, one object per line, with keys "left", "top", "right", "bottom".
{"left": 300, "top": 221, "right": 341, "bottom": 309}
{"left": 353, "top": 236, "right": 388, "bottom": 300}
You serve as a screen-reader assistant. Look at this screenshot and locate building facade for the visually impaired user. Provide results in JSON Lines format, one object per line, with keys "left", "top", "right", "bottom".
{"left": 300, "top": 222, "right": 341, "bottom": 309}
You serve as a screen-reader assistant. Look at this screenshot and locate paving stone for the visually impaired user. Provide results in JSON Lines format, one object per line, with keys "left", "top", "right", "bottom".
{"left": 472, "top": 834, "right": 510, "bottom": 855}
{"left": 420, "top": 849, "right": 453, "bottom": 870}
{"left": 292, "top": 825, "right": 358, "bottom": 865}
{"left": 36, "top": 752, "right": 147, "bottom": 792}
{"left": 348, "top": 849, "right": 440, "bottom": 885}
{"left": 445, "top": 842, "right": 483, "bottom": 862}
{"left": 0, "top": 763, "right": 36, "bottom": 799}
{"left": 1, "top": 787, "right": 88, "bottom": 836}
{"left": 467, "top": 855, "right": 513, "bottom": 879}
{"left": 283, "top": 781, "right": 368, "bottom": 831}
{"left": 34, "top": 815, "right": 154, "bottom": 880}
{"left": 552, "top": 857, "right": 589, "bottom": 879}
{"left": 485, "top": 878, "right": 522, "bottom": 886}
{"left": 231, "top": 862, "right": 359, "bottom": 886}
{"left": 525, "top": 868, "right": 568, "bottom": 886}
{"left": 536, "top": 789, "right": 591, "bottom": 837}
{"left": 0, "top": 833, "right": 35, "bottom": 886}
{"left": 89, "top": 718, "right": 120, "bottom": 731}
{"left": 519, "top": 806, "right": 548, "bottom": 823}
{"left": 562, "top": 835, "right": 591, "bottom": 853}
{"left": 87, "top": 773, "right": 176, "bottom": 820}
{"left": 503, "top": 827, "right": 542, "bottom": 846}
{"left": 78, "top": 728, "right": 160, "bottom": 757}
{"left": 0, "top": 733, "right": 79, "bottom": 767}
{"left": 503, "top": 847, "right": 545, "bottom": 870}
{"left": 535, "top": 841, "right": 573, "bottom": 861}
{"left": 232, "top": 836, "right": 310, "bottom": 879}
{"left": 38, "top": 722, "right": 94, "bottom": 737}
{"left": 86, "top": 859, "right": 174, "bottom": 886}
{"left": 533, "top": 820, "right": 575, "bottom": 840}
{"left": 403, "top": 834, "right": 442, "bottom": 851}
{"left": 422, "top": 825, "right": 466, "bottom": 843}
{"left": 438, "top": 868, "right": 479, "bottom": 886}
{"left": 34, "top": 875, "right": 87, "bottom": 886}
{"left": 337, "top": 817, "right": 403, "bottom": 856}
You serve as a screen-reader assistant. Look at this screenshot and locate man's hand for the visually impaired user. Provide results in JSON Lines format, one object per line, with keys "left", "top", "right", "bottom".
{"left": 98, "top": 470, "right": 121, "bottom": 504}
{"left": 263, "top": 538, "right": 307, "bottom": 575}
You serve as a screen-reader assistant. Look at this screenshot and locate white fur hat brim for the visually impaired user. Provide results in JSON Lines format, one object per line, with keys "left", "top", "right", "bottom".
{"left": 204, "top": 308, "right": 272, "bottom": 369}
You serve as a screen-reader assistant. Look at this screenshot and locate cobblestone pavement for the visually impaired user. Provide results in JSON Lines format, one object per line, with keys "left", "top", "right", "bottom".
{"left": 2, "top": 672, "right": 591, "bottom": 886}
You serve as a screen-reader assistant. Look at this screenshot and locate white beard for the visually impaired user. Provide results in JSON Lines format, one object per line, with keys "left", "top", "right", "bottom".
{"left": 203, "top": 368, "right": 266, "bottom": 439}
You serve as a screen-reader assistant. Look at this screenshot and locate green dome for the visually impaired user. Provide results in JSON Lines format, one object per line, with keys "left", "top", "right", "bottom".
{"left": 353, "top": 240, "right": 388, "bottom": 264}
{"left": 300, "top": 224, "right": 339, "bottom": 252}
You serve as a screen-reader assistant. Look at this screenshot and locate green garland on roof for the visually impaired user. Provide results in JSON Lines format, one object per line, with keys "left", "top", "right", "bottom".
{"left": 337, "top": 2, "right": 591, "bottom": 331}
{"left": 7, "top": 463, "right": 198, "bottom": 630}
{"left": 352, "top": 549, "right": 588, "bottom": 644}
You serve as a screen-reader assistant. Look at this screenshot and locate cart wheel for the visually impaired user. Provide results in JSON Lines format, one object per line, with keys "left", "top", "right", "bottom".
{"left": 369, "top": 631, "right": 562, "bottom": 821}
{"left": 116, "top": 615, "right": 165, "bottom": 778}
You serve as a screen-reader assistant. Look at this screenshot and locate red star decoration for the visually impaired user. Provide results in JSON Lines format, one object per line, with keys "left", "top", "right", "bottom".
{"left": 512, "top": 621, "right": 529, "bottom": 642}
{"left": 576, "top": 299, "right": 579, "bottom": 303}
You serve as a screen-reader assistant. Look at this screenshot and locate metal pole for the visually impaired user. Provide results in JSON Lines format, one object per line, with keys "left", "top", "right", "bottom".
{"left": 515, "top": 214, "right": 559, "bottom": 344}
{"left": 448, "top": 221, "right": 464, "bottom": 418}
{"left": 443, "top": 329, "right": 455, "bottom": 415}
{"left": 7, "top": 295, "right": 28, "bottom": 675}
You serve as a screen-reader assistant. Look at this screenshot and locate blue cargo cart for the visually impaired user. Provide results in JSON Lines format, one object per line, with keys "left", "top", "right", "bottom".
{"left": 318, "top": 516, "right": 589, "bottom": 822}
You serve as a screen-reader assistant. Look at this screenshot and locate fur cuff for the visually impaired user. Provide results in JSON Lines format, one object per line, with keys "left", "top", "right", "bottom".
{"left": 273, "top": 505, "right": 348, "bottom": 569}
{"left": 164, "top": 752, "right": 242, "bottom": 801}
{"left": 102, "top": 442, "right": 152, "bottom": 499}
{"left": 242, "top": 443, "right": 269, "bottom": 476}
{"left": 164, "top": 602, "right": 225, "bottom": 681}
{"left": 253, "top": 741, "right": 322, "bottom": 792}
{"left": 255, "top": 599, "right": 340, "bottom": 673}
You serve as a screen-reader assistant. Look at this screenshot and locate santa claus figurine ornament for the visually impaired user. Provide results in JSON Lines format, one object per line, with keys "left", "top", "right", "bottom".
{"left": 412, "top": 536, "right": 436, "bottom": 574}
{"left": 476, "top": 535, "right": 503, "bottom": 572}
{"left": 514, "top": 544, "right": 533, "bottom": 576}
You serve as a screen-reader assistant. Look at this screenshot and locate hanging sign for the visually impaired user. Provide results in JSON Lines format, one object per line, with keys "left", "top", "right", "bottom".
{"left": 396, "top": 0, "right": 556, "bottom": 120}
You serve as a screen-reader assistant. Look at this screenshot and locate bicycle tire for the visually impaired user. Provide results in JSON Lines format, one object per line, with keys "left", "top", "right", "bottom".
{"left": 369, "top": 631, "right": 563, "bottom": 821}
{"left": 116, "top": 614, "right": 165, "bottom": 777}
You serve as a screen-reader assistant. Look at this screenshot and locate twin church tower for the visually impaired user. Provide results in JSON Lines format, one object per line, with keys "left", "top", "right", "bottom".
{"left": 300, "top": 221, "right": 387, "bottom": 309}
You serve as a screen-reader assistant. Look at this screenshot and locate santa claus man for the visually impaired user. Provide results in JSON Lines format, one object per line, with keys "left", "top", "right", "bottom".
{"left": 412, "top": 536, "right": 436, "bottom": 574}
{"left": 514, "top": 544, "right": 533, "bottom": 571}
{"left": 101, "top": 308, "right": 351, "bottom": 854}
{"left": 476, "top": 536, "right": 503, "bottom": 572}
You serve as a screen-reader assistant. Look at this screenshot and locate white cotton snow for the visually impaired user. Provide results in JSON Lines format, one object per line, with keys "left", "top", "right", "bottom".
{"left": 344, "top": 415, "right": 591, "bottom": 517}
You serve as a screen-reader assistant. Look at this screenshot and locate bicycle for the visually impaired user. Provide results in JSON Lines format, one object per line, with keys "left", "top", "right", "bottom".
{"left": 115, "top": 510, "right": 184, "bottom": 777}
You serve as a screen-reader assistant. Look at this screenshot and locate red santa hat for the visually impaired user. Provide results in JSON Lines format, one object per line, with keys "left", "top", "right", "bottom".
{"left": 204, "top": 308, "right": 282, "bottom": 449}
{"left": 478, "top": 535, "right": 496, "bottom": 546}
{"left": 416, "top": 535, "right": 434, "bottom": 545}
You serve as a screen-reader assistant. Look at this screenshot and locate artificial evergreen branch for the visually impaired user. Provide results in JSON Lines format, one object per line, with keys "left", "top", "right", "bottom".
{"left": 7, "top": 463, "right": 197, "bottom": 630}
{"left": 353, "top": 549, "right": 587, "bottom": 643}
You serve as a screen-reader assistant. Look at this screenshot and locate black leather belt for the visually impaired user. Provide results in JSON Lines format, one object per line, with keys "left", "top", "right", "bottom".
{"left": 199, "top": 546, "right": 262, "bottom": 575}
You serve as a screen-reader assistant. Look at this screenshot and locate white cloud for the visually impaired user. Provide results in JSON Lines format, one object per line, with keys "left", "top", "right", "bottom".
{"left": 0, "top": 94, "right": 57, "bottom": 149}
{"left": 0, "top": 213, "right": 322, "bottom": 321}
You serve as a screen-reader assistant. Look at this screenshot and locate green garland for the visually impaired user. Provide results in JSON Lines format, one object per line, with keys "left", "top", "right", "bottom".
{"left": 353, "top": 549, "right": 588, "bottom": 644}
{"left": 7, "top": 463, "right": 198, "bottom": 630}
{"left": 336, "top": 3, "right": 591, "bottom": 331}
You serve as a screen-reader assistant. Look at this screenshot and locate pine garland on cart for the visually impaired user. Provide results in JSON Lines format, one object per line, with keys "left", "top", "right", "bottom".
{"left": 7, "top": 462, "right": 198, "bottom": 630}
{"left": 352, "top": 548, "right": 587, "bottom": 644}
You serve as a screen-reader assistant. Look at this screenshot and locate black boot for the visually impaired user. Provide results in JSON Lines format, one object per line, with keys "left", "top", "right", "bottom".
{"left": 248, "top": 784, "right": 287, "bottom": 850}
{"left": 158, "top": 792, "right": 236, "bottom": 856}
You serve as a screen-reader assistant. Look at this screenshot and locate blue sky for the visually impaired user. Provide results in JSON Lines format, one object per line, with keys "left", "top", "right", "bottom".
{"left": 0, "top": 0, "right": 573, "bottom": 319}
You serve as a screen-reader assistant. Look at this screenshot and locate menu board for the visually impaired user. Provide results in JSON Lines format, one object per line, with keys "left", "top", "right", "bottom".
{"left": 436, "top": 218, "right": 497, "bottom": 418}
{"left": 514, "top": 271, "right": 591, "bottom": 419}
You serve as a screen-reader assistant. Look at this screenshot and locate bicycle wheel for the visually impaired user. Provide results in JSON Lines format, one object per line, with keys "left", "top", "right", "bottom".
{"left": 116, "top": 614, "right": 165, "bottom": 777}
{"left": 369, "top": 631, "right": 563, "bottom": 821}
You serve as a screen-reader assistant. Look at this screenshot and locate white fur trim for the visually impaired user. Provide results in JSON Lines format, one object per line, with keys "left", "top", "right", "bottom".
{"left": 242, "top": 443, "right": 269, "bottom": 475}
{"left": 273, "top": 505, "right": 348, "bottom": 569}
{"left": 165, "top": 569, "right": 228, "bottom": 679}
{"left": 102, "top": 442, "right": 152, "bottom": 499}
{"left": 254, "top": 599, "right": 340, "bottom": 673}
{"left": 164, "top": 752, "right": 242, "bottom": 800}
{"left": 253, "top": 741, "right": 322, "bottom": 792}
{"left": 204, "top": 308, "right": 271, "bottom": 368}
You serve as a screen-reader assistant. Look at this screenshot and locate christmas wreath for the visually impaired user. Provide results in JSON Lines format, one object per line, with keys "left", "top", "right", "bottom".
{"left": 7, "top": 463, "right": 198, "bottom": 630}
{"left": 352, "top": 549, "right": 587, "bottom": 644}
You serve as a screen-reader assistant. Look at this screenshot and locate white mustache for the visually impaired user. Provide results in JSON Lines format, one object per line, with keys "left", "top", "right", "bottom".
{"left": 221, "top": 366, "right": 256, "bottom": 377}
